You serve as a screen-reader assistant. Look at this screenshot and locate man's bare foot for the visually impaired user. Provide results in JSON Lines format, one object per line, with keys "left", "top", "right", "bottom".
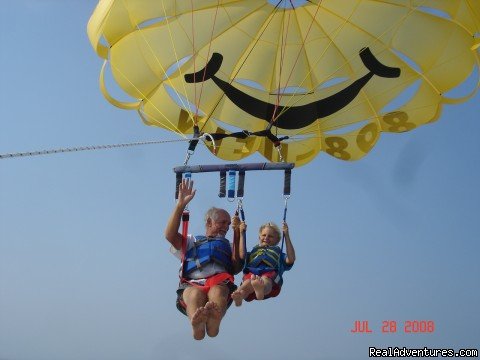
{"left": 251, "top": 275, "right": 265, "bottom": 300}
{"left": 231, "top": 290, "right": 244, "bottom": 307}
{"left": 191, "top": 307, "right": 208, "bottom": 340}
{"left": 205, "top": 301, "right": 223, "bottom": 337}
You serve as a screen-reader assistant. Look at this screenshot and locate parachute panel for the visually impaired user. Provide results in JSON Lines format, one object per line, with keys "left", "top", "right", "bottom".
{"left": 88, "top": 0, "right": 480, "bottom": 166}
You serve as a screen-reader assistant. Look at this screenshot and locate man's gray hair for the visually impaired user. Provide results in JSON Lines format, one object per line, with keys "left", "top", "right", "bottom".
{"left": 204, "top": 207, "right": 229, "bottom": 222}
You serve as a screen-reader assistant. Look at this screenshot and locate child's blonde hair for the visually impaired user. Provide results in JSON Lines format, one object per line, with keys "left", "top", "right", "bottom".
{"left": 258, "top": 222, "right": 281, "bottom": 242}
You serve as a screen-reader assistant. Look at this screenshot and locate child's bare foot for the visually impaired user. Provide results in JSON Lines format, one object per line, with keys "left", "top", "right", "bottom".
{"left": 251, "top": 275, "right": 265, "bottom": 300}
{"left": 231, "top": 290, "right": 244, "bottom": 307}
{"left": 191, "top": 306, "right": 208, "bottom": 340}
{"left": 205, "top": 301, "right": 222, "bottom": 337}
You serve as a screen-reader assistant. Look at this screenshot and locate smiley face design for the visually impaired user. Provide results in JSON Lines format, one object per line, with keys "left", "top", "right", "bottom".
{"left": 184, "top": 48, "right": 400, "bottom": 130}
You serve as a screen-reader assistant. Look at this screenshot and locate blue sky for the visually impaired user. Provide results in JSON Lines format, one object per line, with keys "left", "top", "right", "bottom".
{"left": 1, "top": 1, "right": 479, "bottom": 360}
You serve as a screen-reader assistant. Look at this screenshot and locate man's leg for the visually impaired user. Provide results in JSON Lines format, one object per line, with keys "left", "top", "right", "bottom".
{"left": 182, "top": 286, "right": 208, "bottom": 340}
{"left": 205, "top": 284, "right": 230, "bottom": 337}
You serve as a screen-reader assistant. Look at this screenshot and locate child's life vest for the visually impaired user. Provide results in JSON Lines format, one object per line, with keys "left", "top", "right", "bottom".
{"left": 182, "top": 236, "right": 233, "bottom": 275}
{"left": 245, "top": 245, "right": 283, "bottom": 275}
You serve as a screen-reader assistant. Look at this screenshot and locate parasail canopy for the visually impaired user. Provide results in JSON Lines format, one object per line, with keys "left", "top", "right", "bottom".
{"left": 88, "top": 0, "right": 480, "bottom": 166}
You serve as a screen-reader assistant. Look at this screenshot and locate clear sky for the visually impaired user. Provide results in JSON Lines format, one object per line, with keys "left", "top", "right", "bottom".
{"left": 1, "top": 1, "right": 479, "bottom": 360}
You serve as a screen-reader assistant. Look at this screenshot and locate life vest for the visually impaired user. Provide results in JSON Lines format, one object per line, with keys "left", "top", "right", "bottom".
{"left": 245, "top": 245, "right": 282, "bottom": 275}
{"left": 182, "top": 236, "right": 233, "bottom": 275}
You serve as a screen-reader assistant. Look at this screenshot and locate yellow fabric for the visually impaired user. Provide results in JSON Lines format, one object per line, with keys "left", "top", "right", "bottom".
{"left": 88, "top": 0, "right": 480, "bottom": 166}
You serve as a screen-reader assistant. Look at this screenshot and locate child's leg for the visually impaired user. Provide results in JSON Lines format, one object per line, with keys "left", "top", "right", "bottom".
{"left": 231, "top": 279, "right": 254, "bottom": 306}
{"left": 262, "top": 275, "right": 273, "bottom": 296}
{"left": 251, "top": 275, "right": 273, "bottom": 300}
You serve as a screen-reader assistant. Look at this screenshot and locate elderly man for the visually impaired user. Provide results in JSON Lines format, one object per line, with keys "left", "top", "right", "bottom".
{"left": 165, "top": 178, "right": 241, "bottom": 340}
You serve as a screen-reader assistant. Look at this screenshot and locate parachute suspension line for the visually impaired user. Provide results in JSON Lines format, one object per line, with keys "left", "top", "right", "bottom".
{"left": 271, "top": 1, "right": 322, "bottom": 123}
{"left": 266, "top": 1, "right": 355, "bottom": 121}
{"left": 187, "top": 3, "right": 292, "bottom": 160}
{"left": 273, "top": 6, "right": 290, "bottom": 114}
{"left": 197, "top": 2, "right": 284, "bottom": 136}
{"left": 197, "top": 4, "right": 292, "bottom": 157}
{"left": 0, "top": 138, "right": 193, "bottom": 160}
{"left": 190, "top": 0, "right": 198, "bottom": 121}
{"left": 269, "top": 5, "right": 294, "bottom": 157}
{"left": 183, "top": 0, "right": 225, "bottom": 163}
{"left": 104, "top": 2, "right": 194, "bottom": 135}
{"left": 132, "top": 0, "right": 196, "bottom": 126}
{"left": 115, "top": 1, "right": 194, "bottom": 131}
{"left": 271, "top": 1, "right": 418, "bottom": 126}
{"left": 192, "top": 0, "right": 222, "bottom": 122}
{"left": 149, "top": 0, "right": 220, "bottom": 164}
{"left": 159, "top": 0, "right": 196, "bottom": 123}
{"left": 259, "top": 1, "right": 321, "bottom": 156}
{"left": 100, "top": 59, "right": 187, "bottom": 139}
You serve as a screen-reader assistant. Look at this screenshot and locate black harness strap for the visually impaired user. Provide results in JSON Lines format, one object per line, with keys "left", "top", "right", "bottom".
{"left": 283, "top": 168, "right": 292, "bottom": 197}
{"left": 219, "top": 170, "right": 226, "bottom": 198}
{"left": 204, "top": 129, "right": 289, "bottom": 147}
{"left": 237, "top": 170, "right": 246, "bottom": 198}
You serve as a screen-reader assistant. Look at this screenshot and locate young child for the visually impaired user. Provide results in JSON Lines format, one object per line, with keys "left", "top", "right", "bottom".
{"left": 231, "top": 221, "right": 295, "bottom": 306}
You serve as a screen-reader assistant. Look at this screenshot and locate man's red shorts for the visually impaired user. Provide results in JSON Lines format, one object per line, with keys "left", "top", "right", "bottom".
{"left": 242, "top": 271, "right": 281, "bottom": 302}
{"left": 176, "top": 272, "right": 236, "bottom": 316}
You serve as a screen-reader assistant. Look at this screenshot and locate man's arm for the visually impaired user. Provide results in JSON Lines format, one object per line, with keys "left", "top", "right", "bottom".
{"left": 164, "top": 179, "right": 196, "bottom": 250}
{"left": 231, "top": 215, "right": 243, "bottom": 274}
{"left": 165, "top": 203, "right": 186, "bottom": 250}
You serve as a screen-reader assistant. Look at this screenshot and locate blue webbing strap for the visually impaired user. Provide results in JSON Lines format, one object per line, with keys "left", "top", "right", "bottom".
{"left": 236, "top": 200, "right": 248, "bottom": 273}
{"left": 277, "top": 197, "right": 289, "bottom": 284}
{"left": 227, "top": 170, "right": 236, "bottom": 200}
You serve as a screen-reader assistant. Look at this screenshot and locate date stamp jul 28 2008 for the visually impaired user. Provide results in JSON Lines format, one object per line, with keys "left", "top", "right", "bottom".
{"left": 350, "top": 320, "right": 435, "bottom": 334}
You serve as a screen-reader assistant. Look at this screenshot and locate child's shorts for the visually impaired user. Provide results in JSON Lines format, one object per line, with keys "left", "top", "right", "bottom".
{"left": 242, "top": 271, "right": 281, "bottom": 302}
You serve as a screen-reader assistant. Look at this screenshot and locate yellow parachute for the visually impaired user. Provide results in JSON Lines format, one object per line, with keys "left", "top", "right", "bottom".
{"left": 87, "top": 0, "right": 480, "bottom": 166}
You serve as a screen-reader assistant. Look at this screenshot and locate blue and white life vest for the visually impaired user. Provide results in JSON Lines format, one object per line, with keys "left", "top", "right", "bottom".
{"left": 182, "top": 236, "right": 233, "bottom": 275}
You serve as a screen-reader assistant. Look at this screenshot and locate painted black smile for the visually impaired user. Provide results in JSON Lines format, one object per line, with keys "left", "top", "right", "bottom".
{"left": 185, "top": 47, "right": 400, "bottom": 130}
